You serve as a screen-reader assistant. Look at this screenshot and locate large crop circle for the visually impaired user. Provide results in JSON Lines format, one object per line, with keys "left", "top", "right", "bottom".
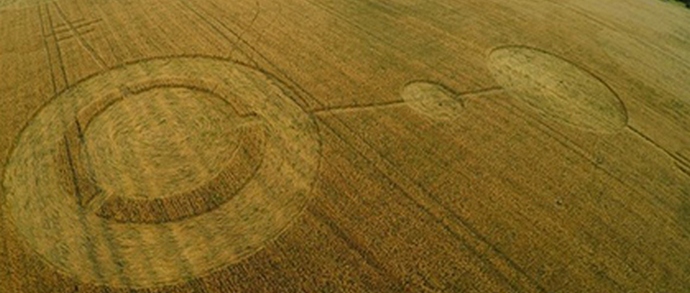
{"left": 2, "top": 57, "right": 320, "bottom": 288}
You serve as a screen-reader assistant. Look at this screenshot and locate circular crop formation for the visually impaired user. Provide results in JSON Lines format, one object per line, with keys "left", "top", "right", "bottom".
{"left": 2, "top": 57, "right": 320, "bottom": 288}
{"left": 401, "top": 81, "right": 464, "bottom": 121}
{"left": 487, "top": 46, "right": 628, "bottom": 133}
{"left": 397, "top": 47, "right": 628, "bottom": 133}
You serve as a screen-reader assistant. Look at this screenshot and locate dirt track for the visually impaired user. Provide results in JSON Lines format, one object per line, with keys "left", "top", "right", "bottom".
{"left": 1, "top": 0, "right": 689, "bottom": 292}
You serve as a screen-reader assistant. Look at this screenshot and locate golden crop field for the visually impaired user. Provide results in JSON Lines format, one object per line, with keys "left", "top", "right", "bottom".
{"left": 1, "top": 0, "right": 689, "bottom": 292}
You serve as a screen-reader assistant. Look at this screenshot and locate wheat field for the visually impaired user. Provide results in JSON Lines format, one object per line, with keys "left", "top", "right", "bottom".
{"left": 1, "top": 0, "right": 689, "bottom": 292}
